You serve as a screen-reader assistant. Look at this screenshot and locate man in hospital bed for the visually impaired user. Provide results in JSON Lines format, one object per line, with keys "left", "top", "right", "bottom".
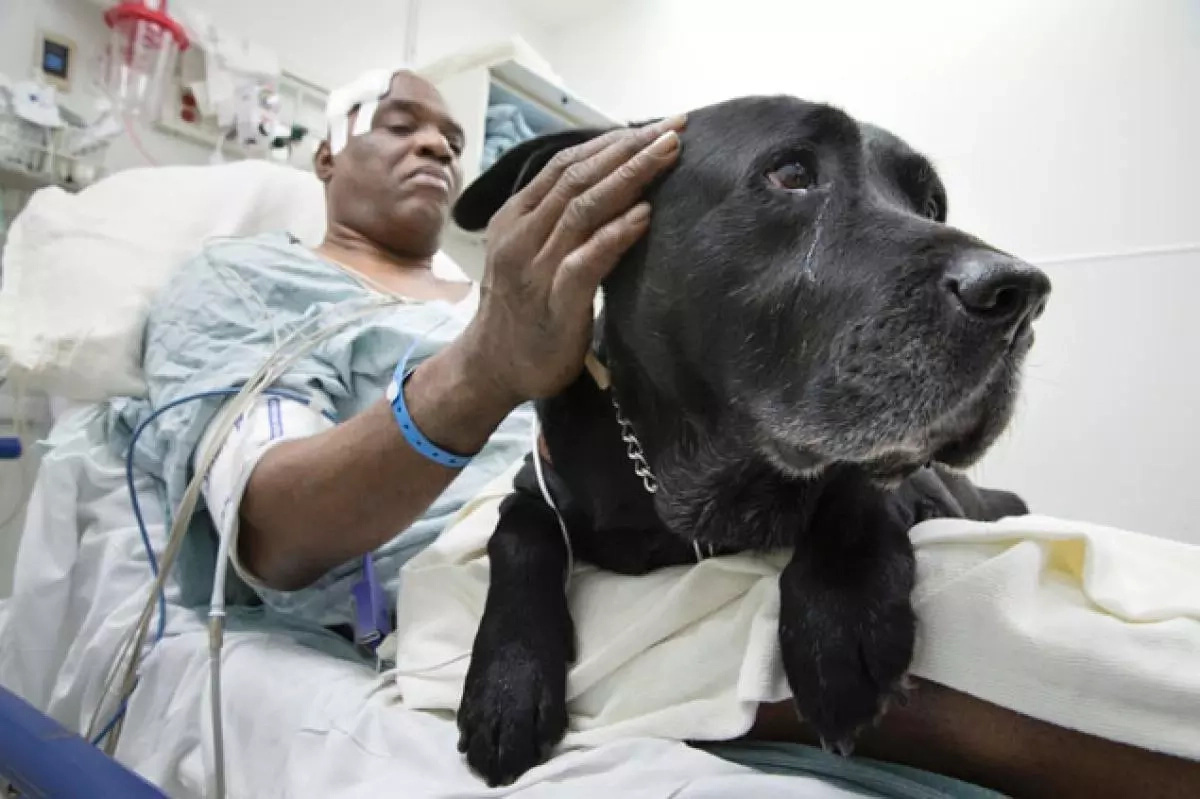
{"left": 5, "top": 68, "right": 1197, "bottom": 797}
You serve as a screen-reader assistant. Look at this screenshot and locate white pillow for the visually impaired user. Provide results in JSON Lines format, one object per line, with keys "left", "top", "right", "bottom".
{"left": 0, "top": 159, "right": 473, "bottom": 403}
{"left": 0, "top": 160, "right": 330, "bottom": 400}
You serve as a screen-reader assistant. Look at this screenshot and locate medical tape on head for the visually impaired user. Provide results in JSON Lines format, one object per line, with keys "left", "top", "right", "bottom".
{"left": 353, "top": 99, "right": 379, "bottom": 137}
{"left": 329, "top": 116, "right": 349, "bottom": 156}
{"left": 325, "top": 67, "right": 406, "bottom": 154}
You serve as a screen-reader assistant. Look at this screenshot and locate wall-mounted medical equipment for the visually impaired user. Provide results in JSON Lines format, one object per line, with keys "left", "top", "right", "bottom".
{"left": 36, "top": 31, "right": 77, "bottom": 93}
{"left": 147, "top": 3, "right": 326, "bottom": 168}
{"left": 0, "top": 78, "right": 115, "bottom": 194}
{"left": 100, "top": 0, "right": 190, "bottom": 118}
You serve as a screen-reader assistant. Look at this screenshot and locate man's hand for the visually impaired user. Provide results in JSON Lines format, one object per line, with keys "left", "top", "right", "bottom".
{"left": 236, "top": 118, "right": 685, "bottom": 592}
{"left": 458, "top": 117, "right": 686, "bottom": 406}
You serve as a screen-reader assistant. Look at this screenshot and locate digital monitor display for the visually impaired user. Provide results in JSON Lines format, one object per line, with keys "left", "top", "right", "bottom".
{"left": 42, "top": 39, "right": 70, "bottom": 80}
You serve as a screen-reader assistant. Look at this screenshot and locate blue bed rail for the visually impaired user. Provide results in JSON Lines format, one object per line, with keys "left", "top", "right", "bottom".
{"left": 0, "top": 685, "right": 166, "bottom": 797}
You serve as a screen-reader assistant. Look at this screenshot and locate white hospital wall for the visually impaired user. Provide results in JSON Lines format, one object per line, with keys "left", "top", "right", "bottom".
{"left": 537, "top": 0, "right": 1200, "bottom": 541}
{"left": 171, "top": 0, "right": 557, "bottom": 90}
{"left": 539, "top": 0, "right": 1198, "bottom": 264}
{"left": 973, "top": 245, "right": 1199, "bottom": 542}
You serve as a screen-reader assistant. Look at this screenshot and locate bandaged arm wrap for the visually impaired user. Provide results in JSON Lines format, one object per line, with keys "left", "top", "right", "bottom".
{"left": 197, "top": 395, "right": 335, "bottom": 589}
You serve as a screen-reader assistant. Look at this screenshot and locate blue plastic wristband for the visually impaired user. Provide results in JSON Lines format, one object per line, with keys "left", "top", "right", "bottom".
{"left": 386, "top": 363, "right": 474, "bottom": 469}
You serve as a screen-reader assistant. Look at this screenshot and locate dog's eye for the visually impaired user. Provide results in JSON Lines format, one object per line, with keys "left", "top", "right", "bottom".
{"left": 923, "top": 197, "right": 941, "bottom": 220}
{"left": 767, "top": 160, "right": 816, "bottom": 192}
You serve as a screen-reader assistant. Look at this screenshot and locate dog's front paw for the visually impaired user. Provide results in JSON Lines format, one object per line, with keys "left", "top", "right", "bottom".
{"left": 778, "top": 470, "right": 918, "bottom": 753}
{"left": 778, "top": 581, "right": 915, "bottom": 752}
{"left": 457, "top": 639, "right": 569, "bottom": 786}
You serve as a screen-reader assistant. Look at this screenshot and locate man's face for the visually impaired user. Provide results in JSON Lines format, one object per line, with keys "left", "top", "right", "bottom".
{"left": 319, "top": 71, "right": 466, "bottom": 259}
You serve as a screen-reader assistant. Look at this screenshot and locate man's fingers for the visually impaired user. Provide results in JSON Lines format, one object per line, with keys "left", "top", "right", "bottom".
{"left": 520, "top": 117, "right": 685, "bottom": 240}
{"left": 517, "top": 116, "right": 685, "bottom": 212}
{"left": 552, "top": 202, "right": 652, "bottom": 310}
{"left": 538, "top": 129, "right": 680, "bottom": 266}
{"left": 514, "top": 128, "right": 635, "bottom": 210}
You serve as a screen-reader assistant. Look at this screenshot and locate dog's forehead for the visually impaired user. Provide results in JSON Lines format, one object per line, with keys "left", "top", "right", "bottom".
{"left": 686, "top": 95, "right": 857, "bottom": 147}
{"left": 859, "top": 123, "right": 925, "bottom": 168}
{"left": 858, "top": 122, "right": 945, "bottom": 204}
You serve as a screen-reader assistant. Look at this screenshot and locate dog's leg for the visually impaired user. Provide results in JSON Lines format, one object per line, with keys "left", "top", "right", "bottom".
{"left": 457, "top": 485, "right": 575, "bottom": 786}
{"left": 894, "top": 466, "right": 966, "bottom": 522}
{"left": 778, "top": 468, "right": 917, "bottom": 753}
{"left": 931, "top": 463, "right": 1029, "bottom": 520}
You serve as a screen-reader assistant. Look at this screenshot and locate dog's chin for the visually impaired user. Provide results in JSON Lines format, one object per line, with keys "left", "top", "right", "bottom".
{"left": 925, "top": 336, "right": 1029, "bottom": 470}
{"left": 927, "top": 381, "right": 1019, "bottom": 470}
{"left": 758, "top": 438, "right": 831, "bottom": 480}
{"left": 759, "top": 349, "right": 1024, "bottom": 483}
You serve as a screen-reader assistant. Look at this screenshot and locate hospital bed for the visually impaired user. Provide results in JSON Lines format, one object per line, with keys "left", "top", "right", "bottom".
{"left": 0, "top": 161, "right": 1197, "bottom": 798}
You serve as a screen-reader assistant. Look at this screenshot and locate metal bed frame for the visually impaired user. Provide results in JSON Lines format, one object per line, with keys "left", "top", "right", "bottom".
{"left": 0, "top": 685, "right": 165, "bottom": 798}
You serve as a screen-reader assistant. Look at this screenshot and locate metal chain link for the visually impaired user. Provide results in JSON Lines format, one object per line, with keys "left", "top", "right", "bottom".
{"left": 612, "top": 393, "right": 717, "bottom": 562}
{"left": 611, "top": 395, "right": 659, "bottom": 495}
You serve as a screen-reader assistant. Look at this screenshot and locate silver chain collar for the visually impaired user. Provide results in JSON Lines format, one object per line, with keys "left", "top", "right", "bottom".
{"left": 611, "top": 393, "right": 717, "bottom": 562}
{"left": 611, "top": 395, "right": 659, "bottom": 495}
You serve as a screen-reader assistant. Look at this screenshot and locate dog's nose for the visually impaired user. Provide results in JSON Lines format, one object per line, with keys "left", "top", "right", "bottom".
{"left": 943, "top": 251, "right": 1050, "bottom": 332}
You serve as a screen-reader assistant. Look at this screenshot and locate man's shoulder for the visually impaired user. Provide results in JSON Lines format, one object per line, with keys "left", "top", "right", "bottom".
{"left": 198, "top": 231, "right": 308, "bottom": 266}
{"left": 150, "top": 231, "right": 332, "bottom": 323}
{"left": 172, "top": 231, "right": 330, "bottom": 295}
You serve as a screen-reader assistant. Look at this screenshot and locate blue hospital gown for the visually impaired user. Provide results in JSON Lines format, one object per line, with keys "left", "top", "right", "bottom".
{"left": 106, "top": 232, "right": 532, "bottom": 627}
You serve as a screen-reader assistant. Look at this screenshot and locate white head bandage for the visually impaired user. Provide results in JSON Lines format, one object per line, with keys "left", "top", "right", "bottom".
{"left": 325, "top": 67, "right": 408, "bottom": 155}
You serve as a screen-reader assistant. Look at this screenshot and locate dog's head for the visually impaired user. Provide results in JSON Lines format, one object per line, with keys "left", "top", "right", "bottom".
{"left": 455, "top": 96, "right": 1049, "bottom": 481}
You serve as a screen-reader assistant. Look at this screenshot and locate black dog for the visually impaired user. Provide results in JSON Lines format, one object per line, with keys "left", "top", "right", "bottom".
{"left": 450, "top": 96, "right": 1049, "bottom": 786}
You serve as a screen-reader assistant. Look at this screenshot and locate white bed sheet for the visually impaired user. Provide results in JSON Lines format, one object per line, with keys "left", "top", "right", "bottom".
{"left": 0, "top": 404, "right": 868, "bottom": 799}
{"left": 118, "top": 628, "right": 870, "bottom": 799}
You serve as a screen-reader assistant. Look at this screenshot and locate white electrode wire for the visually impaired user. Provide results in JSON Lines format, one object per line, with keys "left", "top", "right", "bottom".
{"left": 100, "top": 284, "right": 468, "bottom": 799}
{"left": 209, "top": 616, "right": 226, "bottom": 799}
{"left": 101, "top": 299, "right": 395, "bottom": 759}
{"left": 530, "top": 416, "right": 574, "bottom": 588}
{"left": 95, "top": 294, "right": 403, "bottom": 754}
{"left": 208, "top": 507, "right": 235, "bottom": 799}
{"left": 199, "top": 297, "right": 459, "bottom": 799}
{"left": 202, "top": 247, "right": 283, "bottom": 348}
{"left": 84, "top": 240, "right": 402, "bottom": 742}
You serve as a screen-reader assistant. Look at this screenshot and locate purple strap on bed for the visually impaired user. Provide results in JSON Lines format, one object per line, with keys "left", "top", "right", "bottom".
{"left": 351, "top": 555, "right": 391, "bottom": 652}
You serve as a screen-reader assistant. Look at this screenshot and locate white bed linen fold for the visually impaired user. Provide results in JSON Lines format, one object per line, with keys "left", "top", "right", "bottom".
{"left": 394, "top": 466, "right": 1200, "bottom": 761}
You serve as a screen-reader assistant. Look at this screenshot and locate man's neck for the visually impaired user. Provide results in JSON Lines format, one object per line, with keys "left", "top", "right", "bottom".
{"left": 316, "top": 227, "right": 472, "bottom": 303}
{"left": 316, "top": 227, "right": 434, "bottom": 284}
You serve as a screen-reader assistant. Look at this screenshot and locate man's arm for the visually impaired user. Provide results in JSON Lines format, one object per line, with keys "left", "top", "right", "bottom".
{"left": 238, "top": 342, "right": 510, "bottom": 590}
{"left": 238, "top": 118, "right": 685, "bottom": 591}
{"left": 751, "top": 680, "right": 1200, "bottom": 798}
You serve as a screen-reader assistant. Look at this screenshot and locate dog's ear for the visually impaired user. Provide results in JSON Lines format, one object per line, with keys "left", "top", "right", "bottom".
{"left": 453, "top": 129, "right": 612, "bottom": 232}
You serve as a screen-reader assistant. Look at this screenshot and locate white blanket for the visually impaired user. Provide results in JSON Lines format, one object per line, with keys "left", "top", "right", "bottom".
{"left": 394, "top": 467, "right": 1200, "bottom": 761}
{"left": 0, "top": 407, "right": 884, "bottom": 798}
